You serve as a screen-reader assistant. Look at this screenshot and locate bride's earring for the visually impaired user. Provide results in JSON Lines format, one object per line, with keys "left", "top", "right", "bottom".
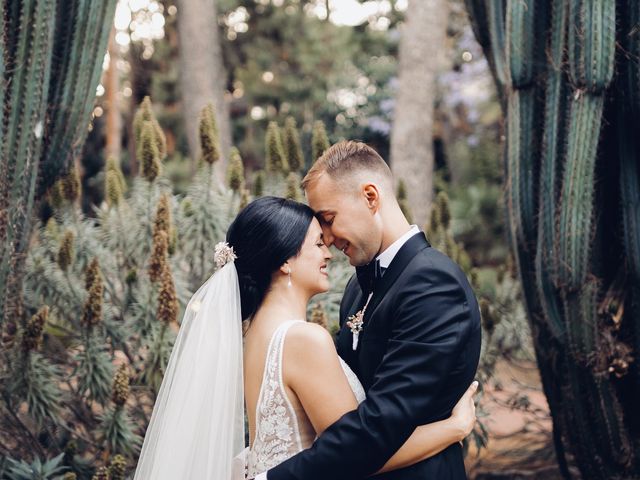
{"left": 287, "top": 268, "right": 292, "bottom": 287}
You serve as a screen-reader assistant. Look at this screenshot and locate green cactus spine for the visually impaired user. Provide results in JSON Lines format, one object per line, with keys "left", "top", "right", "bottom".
{"left": 534, "top": 0, "right": 567, "bottom": 340}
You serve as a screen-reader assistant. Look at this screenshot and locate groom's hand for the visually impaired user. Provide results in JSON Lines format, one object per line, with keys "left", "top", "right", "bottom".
{"left": 450, "top": 380, "right": 479, "bottom": 442}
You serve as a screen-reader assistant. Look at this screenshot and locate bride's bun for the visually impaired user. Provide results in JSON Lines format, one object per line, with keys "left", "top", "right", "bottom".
{"left": 237, "top": 272, "right": 262, "bottom": 321}
{"left": 226, "top": 196, "right": 314, "bottom": 321}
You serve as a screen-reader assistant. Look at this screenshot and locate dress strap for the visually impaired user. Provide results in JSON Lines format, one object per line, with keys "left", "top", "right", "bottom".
{"left": 253, "top": 320, "right": 304, "bottom": 442}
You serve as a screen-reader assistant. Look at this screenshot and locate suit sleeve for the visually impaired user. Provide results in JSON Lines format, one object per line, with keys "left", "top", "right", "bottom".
{"left": 267, "top": 259, "right": 475, "bottom": 480}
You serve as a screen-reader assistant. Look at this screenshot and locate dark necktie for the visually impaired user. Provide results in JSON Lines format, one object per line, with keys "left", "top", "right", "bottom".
{"left": 356, "top": 259, "right": 383, "bottom": 296}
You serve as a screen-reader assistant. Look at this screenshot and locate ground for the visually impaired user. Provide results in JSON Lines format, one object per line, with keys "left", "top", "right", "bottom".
{"left": 465, "top": 360, "right": 567, "bottom": 479}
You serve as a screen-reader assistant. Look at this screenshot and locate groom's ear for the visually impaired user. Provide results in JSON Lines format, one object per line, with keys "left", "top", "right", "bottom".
{"left": 362, "top": 184, "right": 380, "bottom": 212}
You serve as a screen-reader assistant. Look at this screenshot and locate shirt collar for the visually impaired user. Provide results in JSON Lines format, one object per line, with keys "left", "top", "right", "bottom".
{"left": 376, "top": 225, "right": 420, "bottom": 269}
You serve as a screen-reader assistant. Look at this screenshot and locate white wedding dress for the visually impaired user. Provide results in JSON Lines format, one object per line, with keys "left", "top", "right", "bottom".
{"left": 242, "top": 320, "right": 366, "bottom": 479}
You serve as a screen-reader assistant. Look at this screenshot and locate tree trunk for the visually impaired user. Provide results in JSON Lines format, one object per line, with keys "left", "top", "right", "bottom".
{"left": 390, "top": 0, "right": 448, "bottom": 227}
{"left": 175, "top": 0, "right": 231, "bottom": 180}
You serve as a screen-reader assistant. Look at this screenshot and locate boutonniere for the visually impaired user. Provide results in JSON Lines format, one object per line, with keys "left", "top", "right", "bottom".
{"left": 346, "top": 294, "right": 372, "bottom": 350}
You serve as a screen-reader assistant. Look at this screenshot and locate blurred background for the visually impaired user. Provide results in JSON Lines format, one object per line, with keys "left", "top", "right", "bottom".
{"left": 2, "top": 0, "right": 639, "bottom": 478}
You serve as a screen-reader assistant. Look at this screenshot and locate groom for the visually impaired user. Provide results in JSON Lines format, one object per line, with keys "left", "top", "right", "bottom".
{"left": 259, "top": 141, "right": 481, "bottom": 479}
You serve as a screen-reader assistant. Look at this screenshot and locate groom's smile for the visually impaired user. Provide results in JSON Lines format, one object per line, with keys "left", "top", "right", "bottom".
{"left": 303, "top": 173, "right": 384, "bottom": 268}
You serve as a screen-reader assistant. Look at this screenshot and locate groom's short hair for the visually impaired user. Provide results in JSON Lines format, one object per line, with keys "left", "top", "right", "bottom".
{"left": 301, "top": 140, "right": 393, "bottom": 192}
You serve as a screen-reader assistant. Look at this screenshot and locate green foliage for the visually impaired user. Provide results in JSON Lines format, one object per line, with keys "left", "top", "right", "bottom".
{"left": 7, "top": 352, "right": 63, "bottom": 425}
{"left": 285, "top": 172, "right": 302, "bottom": 202}
{"left": 219, "top": 0, "right": 399, "bottom": 162}
{"left": 396, "top": 180, "right": 413, "bottom": 224}
{"left": 57, "top": 230, "right": 75, "bottom": 272}
{"left": 265, "top": 121, "right": 288, "bottom": 174}
{"left": 4, "top": 453, "right": 67, "bottom": 480}
{"left": 253, "top": 170, "right": 265, "bottom": 197}
{"left": 75, "top": 335, "right": 113, "bottom": 405}
{"left": 133, "top": 96, "right": 167, "bottom": 159}
{"left": 21, "top": 306, "right": 48, "bottom": 352}
{"left": 98, "top": 366, "right": 141, "bottom": 457}
{"left": 138, "top": 121, "right": 162, "bottom": 182}
{"left": 91, "top": 467, "right": 109, "bottom": 480}
{"left": 427, "top": 192, "right": 472, "bottom": 275}
{"left": 311, "top": 120, "right": 330, "bottom": 162}
{"left": 227, "top": 147, "right": 245, "bottom": 192}
{"left": 108, "top": 455, "right": 126, "bottom": 480}
{"left": 283, "top": 117, "right": 304, "bottom": 173}
{"left": 199, "top": 103, "right": 220, "bottom": 165}
{"left": 105, "top": 157, "right": 126, "bottom": 207}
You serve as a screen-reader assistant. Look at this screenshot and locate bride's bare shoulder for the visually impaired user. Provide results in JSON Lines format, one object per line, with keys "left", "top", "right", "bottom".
{"left": 287, "top": 321, "right": 335, "bottom": 348}
{"left": 284, "top": 321, "right": 339, "bottom": 367}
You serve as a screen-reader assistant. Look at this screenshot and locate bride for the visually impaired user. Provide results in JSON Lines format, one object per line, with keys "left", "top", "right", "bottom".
{"left": 134, "top": 196, "right": 477, "bottom": 479}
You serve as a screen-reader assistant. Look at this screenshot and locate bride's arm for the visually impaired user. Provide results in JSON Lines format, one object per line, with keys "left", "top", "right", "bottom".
{"left": 284, "top": 323, "right": 477, "bottom": 473}
{"left": 376, "top": 381, "right": 477, "bottom": 473}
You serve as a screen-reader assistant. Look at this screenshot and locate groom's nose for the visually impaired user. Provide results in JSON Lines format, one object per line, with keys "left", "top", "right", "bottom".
{"left": 321, "top": 225, "right": 335, "bottom": 247}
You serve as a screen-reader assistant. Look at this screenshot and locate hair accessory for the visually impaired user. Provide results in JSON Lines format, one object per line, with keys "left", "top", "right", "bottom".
{"left": 214, "top": 242, "right": 237, "bottom": 269}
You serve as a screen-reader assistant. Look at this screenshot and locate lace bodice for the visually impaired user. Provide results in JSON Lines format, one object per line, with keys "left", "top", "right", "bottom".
{"left": 245, "top": 320, "right": 365, "bottom": 478}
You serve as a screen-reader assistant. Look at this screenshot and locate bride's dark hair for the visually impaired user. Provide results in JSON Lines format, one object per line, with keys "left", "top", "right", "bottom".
{"left": 226, "top": 196, "right": 315, "bottom": 320}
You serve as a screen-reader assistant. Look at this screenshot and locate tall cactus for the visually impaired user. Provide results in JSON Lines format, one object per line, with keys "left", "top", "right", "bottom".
{"left": 466, "top": 0, "right": 640, "bottom": 476}
{"left": 0, "top": 0, "right": 117, "bottom": 327}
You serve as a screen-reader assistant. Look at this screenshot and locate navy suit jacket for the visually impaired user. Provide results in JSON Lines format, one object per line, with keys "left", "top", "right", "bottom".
{"left": 269, "top": 232, "right": 482, "bottom": 479}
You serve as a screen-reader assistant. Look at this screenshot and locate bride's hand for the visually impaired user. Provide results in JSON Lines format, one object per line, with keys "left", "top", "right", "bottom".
{"left": 450, "top": 380, "right": 479, "bottom": 442}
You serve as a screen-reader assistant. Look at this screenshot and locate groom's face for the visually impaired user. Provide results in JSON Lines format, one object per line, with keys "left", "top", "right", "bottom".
{"left": 305, "top": 173, "right": 382, "bottom": 267}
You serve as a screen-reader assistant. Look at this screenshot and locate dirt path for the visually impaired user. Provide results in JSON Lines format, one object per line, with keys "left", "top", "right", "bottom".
{"left": 465, "top": 360, "right": 567, "bottom": 479}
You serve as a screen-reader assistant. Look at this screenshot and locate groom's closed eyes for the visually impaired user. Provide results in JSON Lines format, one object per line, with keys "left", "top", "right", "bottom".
{"left": 316, "top": 210, "right": 335, "bottom": 226}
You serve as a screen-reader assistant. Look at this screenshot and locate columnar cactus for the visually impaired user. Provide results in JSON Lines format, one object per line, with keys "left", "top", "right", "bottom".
{"left": 0, "top": 0, "right": 118, "bottom": 327}
{"left": 465, "top": 0, "right": 640, "bottom": 476}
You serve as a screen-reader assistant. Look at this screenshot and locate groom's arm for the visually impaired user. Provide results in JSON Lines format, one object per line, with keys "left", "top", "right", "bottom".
{"left": 266, "top": 260, "right": 478, "bottom": 480}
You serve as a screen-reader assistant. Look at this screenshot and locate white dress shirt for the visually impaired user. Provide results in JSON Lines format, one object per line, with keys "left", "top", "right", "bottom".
{"left": 255, "top": 225, "right": 421, "bottom": 480}
{"left": 376, "top": 224, "right": 420, "bottom": 269}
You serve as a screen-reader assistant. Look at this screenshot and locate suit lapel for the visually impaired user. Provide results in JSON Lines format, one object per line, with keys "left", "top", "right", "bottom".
{"left": 339, "top": 232, "right": 431, "bottom": 363}
{"left": 362, "top": 232, "right": 431, "bottom": 325}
